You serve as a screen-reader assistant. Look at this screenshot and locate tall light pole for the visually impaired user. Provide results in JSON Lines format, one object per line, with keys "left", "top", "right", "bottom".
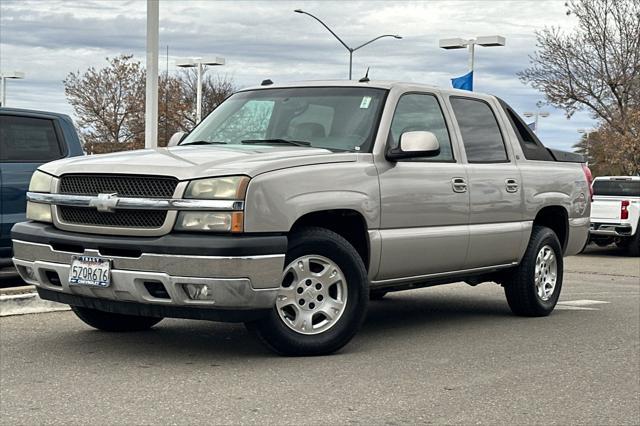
{"left": 577, "top": 128, "right": 593, "bottom": 166}
{"left": 439, "top": 35, "right": 505, "bottom": 90}
{"left": 145, "top": 0, "right": 159, "bottom": 149}
{"left": 176, "top": 57, "right": 225, "bottom": 123}
{"left": 0, "top": 71, "right": 25, "bottom": 107}
{"left": 294, "top": 9, "right": 401, "bottom": 80}
{"left": 523, "top": 101, "right": 550, "bottom": 133}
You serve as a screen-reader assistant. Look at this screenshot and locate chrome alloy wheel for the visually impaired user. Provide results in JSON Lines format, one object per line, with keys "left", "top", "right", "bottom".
{"left": 535, "top": 245, "right": 557, "bottom": 301}
{"left": 276, "top": 255, "right": 348, "bottom": 335}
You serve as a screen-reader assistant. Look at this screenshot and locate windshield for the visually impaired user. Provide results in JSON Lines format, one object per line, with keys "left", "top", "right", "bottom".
{"left": 181, "top": 87, "right": 387, "bottom": 152}
{"left": 593, "top": 179, "right": 640, "bottom": 197}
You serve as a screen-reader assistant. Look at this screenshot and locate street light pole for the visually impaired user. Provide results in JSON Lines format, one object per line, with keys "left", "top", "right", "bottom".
{"left": 0, "top": 71, "right": 26, "bottom": 107}
{"left": 439, "top": 35, "right": 505, "bottom": 89}
{"left": 196, "top": 62, "right": 203, "bottom": 124}
{"left": 577, "top": 128, "right": 593, "bottom": 166}
{"left": 145, "top": 0, "right": 159, "bottom": 149}
{"left": 294, "top": 9, "right": 401, "bottom": 80}
{"left": 523, "top": 101, "right": 550, "bottom": 134}
{"left": 177, "top": 57, "right": 225, "bottom": 123}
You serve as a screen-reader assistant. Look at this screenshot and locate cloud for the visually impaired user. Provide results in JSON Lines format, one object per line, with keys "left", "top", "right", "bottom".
{"left": 0, "top": 0, "right": 595, "bottom": 149}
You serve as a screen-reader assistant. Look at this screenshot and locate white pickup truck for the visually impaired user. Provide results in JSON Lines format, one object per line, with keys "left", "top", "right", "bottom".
{"left": 589, "top": 176, "right": 640, "bottom": 256}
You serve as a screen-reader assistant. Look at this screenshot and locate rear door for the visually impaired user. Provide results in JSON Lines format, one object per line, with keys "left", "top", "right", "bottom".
{"left": 0, "top": 114, "right": 65, "bottom": 255}
{"left": 448, "top": 96, "right": 524, "bottom": 269}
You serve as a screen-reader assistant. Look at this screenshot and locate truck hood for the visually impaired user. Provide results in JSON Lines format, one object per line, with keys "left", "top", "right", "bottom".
{"left": 40, "top": 145, "right": 357, "bottom": 180}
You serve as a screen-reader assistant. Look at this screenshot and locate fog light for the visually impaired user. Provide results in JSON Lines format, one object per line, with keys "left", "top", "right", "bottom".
{"left": 183, "top": 283, "right": 215, "bottom": 301}
{"left": 25, "top": 266, "right": 35, "bottom": 280}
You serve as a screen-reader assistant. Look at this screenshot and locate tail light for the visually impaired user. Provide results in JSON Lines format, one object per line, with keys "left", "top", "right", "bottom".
{"left": 621, "top": 200, "right": 630, "bottom": 220}
{"left": 582, "top": 164, "right": 593, "bottom": 200}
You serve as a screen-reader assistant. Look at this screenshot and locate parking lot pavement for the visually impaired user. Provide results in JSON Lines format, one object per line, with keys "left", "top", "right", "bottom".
{"left": 1, "top": 248, "right": 638, "bottom": 425}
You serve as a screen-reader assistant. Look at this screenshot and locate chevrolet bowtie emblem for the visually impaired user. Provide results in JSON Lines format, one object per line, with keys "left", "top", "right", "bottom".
{"left": 89, "top": 193, "right": 119, "bottom": 213}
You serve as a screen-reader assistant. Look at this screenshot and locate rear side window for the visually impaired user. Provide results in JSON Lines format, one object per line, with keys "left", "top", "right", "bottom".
{"left": 500, "top": 101, "right": 554, "bottom": 161}
{"left": 592, "top": 180, "right": 640, "bottom": 197}
{"left": 388, "top": 93, "right": 454, "bottom": 162}
{"left": 0, "top": 115, "right": 63, "bottom": 162}
{"left": 450, "top": 97, "right": 508, "bottom": 163}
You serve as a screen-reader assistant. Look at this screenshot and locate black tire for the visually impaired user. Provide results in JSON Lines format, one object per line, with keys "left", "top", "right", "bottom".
{"left": 626, "top": 231, "right": 640, "bottom": 257}
{"left": 615, "top": 238, "right": 630, "bottom": 249}
{"left": 71, "top": 306, "right": 163, "bottom": 332}
{"left": 246, "top": 227, "right": 369, "bottom": 356}
{"left": 504, "top": 226, "right": 563, "bottom": 317}
{"left": 369, "top": 290, "right": 388, "bottom": 300}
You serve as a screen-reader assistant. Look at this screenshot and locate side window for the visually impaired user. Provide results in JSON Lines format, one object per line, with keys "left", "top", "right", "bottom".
{"left": 503, "top": 105, "right": 554, "bottom": 161}
{"left": 0, "top": 115, "right": 63, "bottom": 162}
{"left": 211, "top": 99, "right": 274, "bottom": 143}
{"left": 388, "top": 94, "right": 454, "bottom": 162}
{"left": 450, "top": 97, "right": 508, "bottom": 163}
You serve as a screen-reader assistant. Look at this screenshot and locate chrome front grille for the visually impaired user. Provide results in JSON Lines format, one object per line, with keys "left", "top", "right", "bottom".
{"left": 58, "top": 206, "right": 167, "bottom": 228}
{"left": 55, "top": 174, "right": 178, "bottom": 232}
{"left": 59, "top": 174, "right": 178, "bottom": 198}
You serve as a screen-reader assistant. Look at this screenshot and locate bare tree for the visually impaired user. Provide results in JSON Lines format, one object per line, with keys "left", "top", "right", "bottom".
{"left": 64, "top": 55, "right": 146, "bottom": 153}
{"left": 519, "top": 0, "right": 640, "bottom": 139}
{"left": 64, "top": 55, "right": 236, "bottom": 152}
{"left": 177, "top": 69, "right": 235, "bottom": 128}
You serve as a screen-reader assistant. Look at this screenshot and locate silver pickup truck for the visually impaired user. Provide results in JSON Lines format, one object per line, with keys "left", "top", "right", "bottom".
{"left": 12, "top": 81, "right": 591, "bottom": 356}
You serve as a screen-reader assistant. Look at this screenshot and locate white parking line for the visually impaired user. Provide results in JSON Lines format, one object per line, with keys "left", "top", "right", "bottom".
{"left": 555, "top": 299, "right": 610, "bottom": 311}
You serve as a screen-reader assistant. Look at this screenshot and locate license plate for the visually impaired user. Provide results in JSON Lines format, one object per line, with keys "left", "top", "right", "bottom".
{"left": 69, "top": 256, "right": 111, "bottom": 287}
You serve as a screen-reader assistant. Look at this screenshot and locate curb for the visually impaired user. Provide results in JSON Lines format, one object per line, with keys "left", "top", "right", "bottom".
{"left": 0, "top": 286, "right": 70, "bottom": 317}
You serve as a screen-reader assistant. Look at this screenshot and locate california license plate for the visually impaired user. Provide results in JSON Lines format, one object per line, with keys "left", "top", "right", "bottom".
{"left": 69, "top": 256, "right": 111, "bottom": 287}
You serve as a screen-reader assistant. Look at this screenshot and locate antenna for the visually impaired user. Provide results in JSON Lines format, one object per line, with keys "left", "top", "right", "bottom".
{"left": 359, "top": 68, "right": 370, "bottom": 83}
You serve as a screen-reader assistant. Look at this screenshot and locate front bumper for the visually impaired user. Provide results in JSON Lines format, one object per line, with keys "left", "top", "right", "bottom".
{"left": 11, "top": 222, "right": 287, "bottom": 322}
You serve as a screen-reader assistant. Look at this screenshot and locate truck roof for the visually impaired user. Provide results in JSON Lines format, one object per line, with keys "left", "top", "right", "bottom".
{"left": 0, "top": 107, "right": 73, "bottom": 121}
{"left": 593, "top": 176, "right": 640, "bottom": 181}
{"left": 239, "top": 80, "right": 495, "bottom": 99}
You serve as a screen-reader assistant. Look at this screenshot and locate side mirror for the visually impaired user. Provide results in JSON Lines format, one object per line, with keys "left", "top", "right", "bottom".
{"left": 386, "top": 131, "right": 440, "bottom": 161}
{"left": 168, "top": 131, "right": 187, "bottom": 147}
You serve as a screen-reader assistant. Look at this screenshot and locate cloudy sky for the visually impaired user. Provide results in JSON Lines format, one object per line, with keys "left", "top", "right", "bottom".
{"left": 1, "top": 0, "right": 595, "bottom": 150}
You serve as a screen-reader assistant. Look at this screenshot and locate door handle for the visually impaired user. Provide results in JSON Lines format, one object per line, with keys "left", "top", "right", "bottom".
{"left": 452, "top": 177, "right": 467, "bottom": 193}
{"left": 505, "top": 178, "right": 519, "bottom": 193}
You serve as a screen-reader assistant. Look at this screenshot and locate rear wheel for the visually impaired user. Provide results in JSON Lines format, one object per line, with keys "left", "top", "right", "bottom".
{"left": 71, "top": 306, "right": 163, "bottom": 331}
{"left": 246, "top": 227, "right": 368, "bottom": 356}
{"left": 626, "top": 231, "right": 640, "bottom": 257}
{"left": 504, "top": 226, "right": 563, "bottom": 317}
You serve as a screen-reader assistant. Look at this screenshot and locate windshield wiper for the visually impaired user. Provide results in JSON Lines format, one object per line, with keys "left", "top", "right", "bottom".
{"left": 241, "top": 138, "right": 311, "bottom": 147}
{"left": 181, "top": 140, "right": 227, "bottom": 145}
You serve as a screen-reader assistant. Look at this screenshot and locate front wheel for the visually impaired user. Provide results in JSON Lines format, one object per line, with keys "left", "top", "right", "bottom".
{"left": 504, "top": 226, "right": 563, "bottom": 317}
{"left": 246, "top": 227, "right": 369, "bottom": 356}
{"left": 71, "top": 306, "right": 163, "bottom": 331}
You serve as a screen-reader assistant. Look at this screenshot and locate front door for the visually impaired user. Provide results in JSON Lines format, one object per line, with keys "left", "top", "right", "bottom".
{"left": 376, "top": 93, "right": 470, "bottom": 281}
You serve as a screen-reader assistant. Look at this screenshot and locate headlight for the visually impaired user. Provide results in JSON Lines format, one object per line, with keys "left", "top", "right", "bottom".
{"left": 29, "top": 170, "right": 53, "bottom": 193}
{"left": 185, "top": 176, "right": 249, "bottom": 199}
{"left": 174, "top": 211, "right": 243, "bottom": 233}
{"left": 26, "top": 202, "right": 52, "bottom": 223}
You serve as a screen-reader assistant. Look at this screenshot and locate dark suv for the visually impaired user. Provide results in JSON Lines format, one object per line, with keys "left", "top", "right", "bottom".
{"left": 0, "top": 108, "right": 83, "bottom": 265}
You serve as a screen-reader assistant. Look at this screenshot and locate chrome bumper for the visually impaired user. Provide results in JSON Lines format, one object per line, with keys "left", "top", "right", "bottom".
{"left": 12, "top": 239, "right": 284, "bottom": 311}
{"left": 589, "top": 223, "right": 633, "bottom": 237}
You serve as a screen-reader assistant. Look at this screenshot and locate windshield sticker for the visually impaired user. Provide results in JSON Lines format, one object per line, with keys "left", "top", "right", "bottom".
{"left": 360, "top": 96, "right": 372, "bottom": 109}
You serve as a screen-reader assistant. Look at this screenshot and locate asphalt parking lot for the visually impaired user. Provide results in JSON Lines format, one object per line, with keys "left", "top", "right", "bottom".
{"left": 1, "top": 246, "right": 638, "bottom": 425}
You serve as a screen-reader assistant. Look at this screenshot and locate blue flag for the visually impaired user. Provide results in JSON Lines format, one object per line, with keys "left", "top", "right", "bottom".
{"left": 451, "top": 71, "right": 473, "bottom": 91}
